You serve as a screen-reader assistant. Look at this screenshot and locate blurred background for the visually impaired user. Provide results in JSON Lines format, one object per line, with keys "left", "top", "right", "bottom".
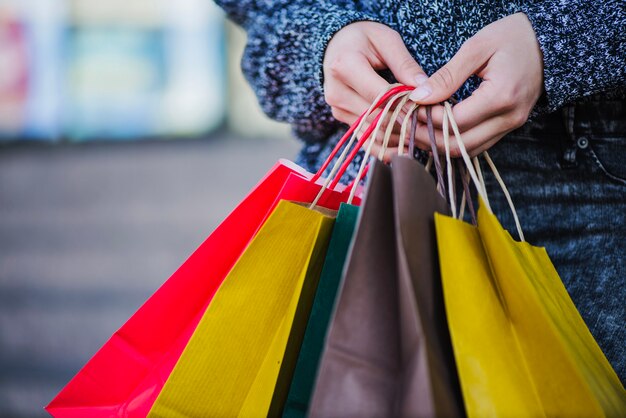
{"left": 0, "top": 0, "right": 300, "bottom": 416}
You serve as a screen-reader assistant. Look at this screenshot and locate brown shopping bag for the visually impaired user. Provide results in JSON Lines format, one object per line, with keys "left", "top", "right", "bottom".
{"left": 309, "top": 156, "right": 466, "bottom": 417}
{"left": 391, "top": 155, "right": 465, "bottom": 417}
{"left": 308, "top": 160, "right": 400, "bottom": 417}
{"left": 309, "top": 90, "right": 469, "bottom": 417}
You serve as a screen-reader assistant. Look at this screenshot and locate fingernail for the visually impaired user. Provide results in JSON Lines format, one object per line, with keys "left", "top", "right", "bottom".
{"left": 410, "top": 84, "right": 432, "bottom": 101}
{"left": 415, "top": 74, "right": 429, "bottom": 85}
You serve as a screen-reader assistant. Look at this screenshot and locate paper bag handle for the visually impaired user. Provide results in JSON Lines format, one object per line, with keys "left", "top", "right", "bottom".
{"left": 442, "top": 102, "right": 525, "bottom": 241}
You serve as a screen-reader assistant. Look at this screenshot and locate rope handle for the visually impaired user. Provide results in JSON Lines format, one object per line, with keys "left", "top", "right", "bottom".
{"left": 379, "top": 95, "right": 411, "bottom": 160}
{"left": 311, "top": 84, "right": 411, "bottom": 183}
{"left": 346, "top": 89, "right": 412, "bottom": 203}
{"left": 458, "top": 160, "right": 477, "bottom": 225}
{"left": 442, "top": 102, "right": 525, "bottom": 241}
{"left": 309, "top": 85, "right": 412, "bottom": 208}
{"left": 427, "top": 106, "right": 447, "bottom": 199}
{"left": 399, "top": 102, "right": 419, "bottom": 157}
{"left": 309, "top": 84, "right": 525, "bottom": 243}
{"left": 345, "top": 163, "right": 369, "bottom": 191}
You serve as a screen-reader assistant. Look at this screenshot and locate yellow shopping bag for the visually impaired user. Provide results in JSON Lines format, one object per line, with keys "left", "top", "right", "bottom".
{"left": 435, "top": 203, "right": 626, "bottom": 418}
{"left": 148, "top": 200, "right": 335, "bottom": 418}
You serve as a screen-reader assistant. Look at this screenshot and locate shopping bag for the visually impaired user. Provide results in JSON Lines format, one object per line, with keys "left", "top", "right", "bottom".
{"left": 434, "top": 97, "right": 626, "bottom": 417}
{"left": 46, "top": 160, "right": 356, "bottom": 418}
{"left": 436, "top": 201, "right": 626, "bottom": 417}
{"left": 282, "top": 202, "right": 359, "bottom": 418}
{"left": 147, "top": 200, "right": 335, "bottom": 417}
{"left": 391, "top": 155, "right": 465, "bottom": 417}
{"left": 309, "top": 160, "right": 400, "bottom": 417}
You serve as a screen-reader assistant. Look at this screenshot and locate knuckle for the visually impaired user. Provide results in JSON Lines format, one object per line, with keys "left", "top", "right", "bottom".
{"left": 326, "top": 56, "right": 347, "bottom": 79}
{"left": 398, "top": 56, "right": 418, "bottom": 74}
{"left": 324, "top": 89, "right": 344, "bottom": 108}
{"left": 330, "top": 106, "right": 343, "bottom": 121}
{"left": 378, "top": 26, "right": 401, "bottom": 41}
{"left": 510, "top": 109, "right": 529, "bottom": 128}
{"left": 460, "top": 36, "right": 487, "bottom": 61}
{"left": 324, "top": 89, "right": 337, "bottom": 106}
{"left": 450, "top": 145, "right": 463, "bottom": 158}
{"left": 433, "top": 66, "right": 456, "bottom": 91}
{"left": 389, "top": 30, "right": 403, "bottom": 43}
{"left": 460, "top": 36, "right": 479, "bottom": 55}
{"left": 497, "top": 90, "right": 518, "bottom": 111}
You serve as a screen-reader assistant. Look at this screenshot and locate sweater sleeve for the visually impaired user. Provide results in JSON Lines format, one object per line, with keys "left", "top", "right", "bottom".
{"left": 214, "top": 1, "right": 385, "bottom": 143}
{"left": 520, "top": 0, "right": 626, "bottom": 113}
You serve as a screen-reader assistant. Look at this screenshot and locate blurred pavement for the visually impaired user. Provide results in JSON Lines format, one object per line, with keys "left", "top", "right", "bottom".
{"left": 0, "top": 134, "right": 300, "bottom": 417}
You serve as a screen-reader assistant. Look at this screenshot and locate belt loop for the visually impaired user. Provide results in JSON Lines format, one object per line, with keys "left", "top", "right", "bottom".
{"left": 560, "top": 104, "right": 578, "bottom": 168}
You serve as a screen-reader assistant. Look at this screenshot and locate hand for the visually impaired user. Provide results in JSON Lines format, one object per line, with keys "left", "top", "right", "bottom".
{"left": 323, "top": 21, "right": 426, "bottom": 160}
{"left": 409, "top": 13, "right": 544, "bottom": 156}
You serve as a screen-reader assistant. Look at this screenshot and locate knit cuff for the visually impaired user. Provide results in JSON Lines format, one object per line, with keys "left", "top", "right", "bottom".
{"left": 520, "top": 0, "right": 626, "bottom": 115}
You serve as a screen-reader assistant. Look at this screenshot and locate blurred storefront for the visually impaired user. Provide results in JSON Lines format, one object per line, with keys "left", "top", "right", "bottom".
{"left": 0, "top": 0, "right": 235, "bottom": 142}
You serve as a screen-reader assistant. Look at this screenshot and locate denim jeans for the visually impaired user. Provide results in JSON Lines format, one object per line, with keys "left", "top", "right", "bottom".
{"left": 481, "top": 99, "right": 626, "bottom": 384}
{"left": 298, "top": 98, "right": 626, "bottom": 383}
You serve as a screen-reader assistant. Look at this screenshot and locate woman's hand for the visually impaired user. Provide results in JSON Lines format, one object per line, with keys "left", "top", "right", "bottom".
{"left": 409, "top": 13, "right": 544, "bottom": 156}
{"left": 323, "top": 21, "right": 426, "bottom": 160}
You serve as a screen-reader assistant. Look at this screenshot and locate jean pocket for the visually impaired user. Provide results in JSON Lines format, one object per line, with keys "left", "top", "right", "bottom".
{"left": 588, "top": 135, "right": 626, "bottom": 184}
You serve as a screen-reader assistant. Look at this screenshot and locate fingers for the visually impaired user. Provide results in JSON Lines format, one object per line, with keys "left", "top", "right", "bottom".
{"left": 330, "top": 107, "right": 360, "bottom": 127}
{"left": 403, "top": 12, "right": 542, "bottom": 161}
{"left": 332, "top": 104, "right": 404, "bottom": 149}
{"left": 324, "top": 21, "right": 427, "bottom": 116}
{"left": 361, "top": 125, "right": 403, "bottom": 144}
{"left": 359, "top": 118, "right": 402, "bottom": 147}
{"left": 323, "top": 19, "right": 434, "bottom": 152}
{"left": 413, "top": 114, "right": 513, "bottom": 157}
{"left": 329, "top": 53, "right": 391, "bottom": 104}
{"left": 369, "top": 28, "right": 428, "bottom": 86}
{"left": 448, "top": 84, "right": 528, "bottom": 132}
{"left": 416, "top": 81, "right": 528, "bottom": 137}
{"left": 325, "top": 77, "right": 374, "bottom": 125}
{"left": 327, "top": 81, "right": 412, "bottom": 146}
{"left": 414, "top": 91, "right": 484, "bottom": 131}
{"left": 409, "top": 37, "right": 491, "bottom": 104}
{"left": 416, "top": 105, "right": 445, "bottom": 129}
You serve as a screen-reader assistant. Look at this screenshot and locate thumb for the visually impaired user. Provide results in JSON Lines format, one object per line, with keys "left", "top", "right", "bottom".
{"left": 374, "top": 29, "right": 428, "bottom": 86}
{"left": 409, "top": 40, "right": 485, "bottom": 104}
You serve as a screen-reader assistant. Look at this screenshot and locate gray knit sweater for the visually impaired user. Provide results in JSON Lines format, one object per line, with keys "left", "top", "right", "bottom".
{"left": 216, "top": 1, "right": 626, "bottom": 177}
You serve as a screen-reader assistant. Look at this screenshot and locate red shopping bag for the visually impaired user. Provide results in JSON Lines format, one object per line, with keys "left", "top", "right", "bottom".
{"left": 46, "top": 84, "right": 410, "bottom": 418}
{"left": 46, "top": 159, "right": 359, "bottom": 418}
